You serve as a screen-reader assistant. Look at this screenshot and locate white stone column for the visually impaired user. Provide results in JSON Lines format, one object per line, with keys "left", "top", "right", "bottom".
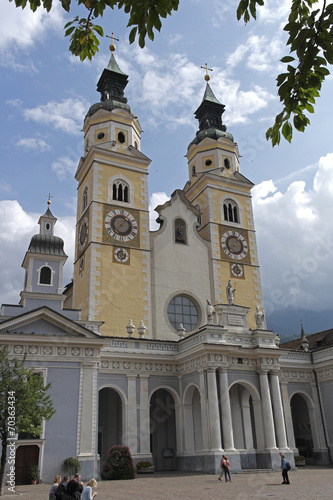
{"left": 198, "top": 369, "right": 209, "bottom": 451}
{"left": 127, "top": 374, "right": 138, "bottom": 453}
{"left": 280, "top": 381, "right": 297, "bottom": 451}
{"left": 207, "top": 367, "right": 222, "bottom": 451}
{"left": 77, "top": 362, "right": 98, "bottom": 458}
{"left": 218, "top": 368, "right": 234, "bottom": 450}
{"left": 139, "top": 374, "right": 150, "bottom": 455}
{"left": 258, "top": 369, "right": 277, "bottom": 450}
{"left": 270, "top": 370, "right": 288, "bottom": 449}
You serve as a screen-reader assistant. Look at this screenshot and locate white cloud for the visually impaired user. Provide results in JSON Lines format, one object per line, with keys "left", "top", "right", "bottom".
{"left": 52, "top": 156, "right": 78, "bottom": 181}
{"left": 253, "top": 152, "right": 333, "bottom": 315}
{"left": 258, "top": 0, "right": 291, "bottom": 23}
{"left": 0, "top": 200, "right": 75, "bottom": 305}
{"left": 0, "top": 2, "right": 65, "bottom": 69}
{"left": 16, "top": 137, "right": 51, "bottom": 152}
{"left": 227, "top": 35, "right": 284, "bottom": 73}
{"left": 22, "top": 98, "right": 88, "bottom": 135}
{"left": 119, "top": 44, "right": 275, "bottom": 130}
{"left": 149, "top": 192, "right": 170, "bottom": 230}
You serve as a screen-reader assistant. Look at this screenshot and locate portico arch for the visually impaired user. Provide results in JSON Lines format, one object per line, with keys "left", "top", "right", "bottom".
{"left": 183, "top": 383, "right": 203, "bottom": 453}
{"left": 228, "top": 380, "right": 264, "bottom": 454}
{"left": 149, "top": 387, "right": 180, "bottom": 471}
{"left": 98, "top": 386, "right": 127, "bottom": 465}
{"left": 290, "top": 391, "right": 316, "bottom": 461}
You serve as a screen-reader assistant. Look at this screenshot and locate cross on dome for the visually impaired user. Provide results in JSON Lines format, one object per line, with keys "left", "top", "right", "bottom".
{"left": 200, "top": 63, "right": 213, "bottom": 82}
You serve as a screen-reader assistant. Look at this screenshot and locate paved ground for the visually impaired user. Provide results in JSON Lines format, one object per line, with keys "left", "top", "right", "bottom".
{"left": 2, "top": 467, "right": 333, "bottom": 500}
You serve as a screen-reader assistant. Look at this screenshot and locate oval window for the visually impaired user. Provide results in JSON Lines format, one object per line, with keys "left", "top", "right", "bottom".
{"left": 205, "top": 159, "right": 212, "bottom": 167}
{"left": 224, "top": 158, "right": 231, "bottom": 169}
{"left": 118, "top": 131, "right": 126, "bottom": 144}
{"left": 97, "top": 132, "right": 105, "bottom": 140}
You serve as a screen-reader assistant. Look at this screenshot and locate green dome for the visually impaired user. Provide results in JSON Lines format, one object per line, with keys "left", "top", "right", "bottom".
{"left": 188, "top": 127, "right": 234, "bottom": 149}
{"left": 86, "top": 98, "right": 135, "bottom": 119}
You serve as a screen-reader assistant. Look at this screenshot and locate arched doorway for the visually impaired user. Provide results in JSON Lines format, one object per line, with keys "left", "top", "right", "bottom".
{"left": 150, "top": 388, "right": 176, "bottom": 471}
{"left": 98, "top": 388, "right": 123, "bottom": 465}
{"left": 290, "top": 393, "right": 314, "bottom": 462}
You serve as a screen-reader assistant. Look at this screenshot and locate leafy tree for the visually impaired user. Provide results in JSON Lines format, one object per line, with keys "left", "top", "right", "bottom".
{"left": 0, "top": 347, "right": 55, "bottom": 496}
{"left": 8, "top": 0, "right": 333, "bottom": 145}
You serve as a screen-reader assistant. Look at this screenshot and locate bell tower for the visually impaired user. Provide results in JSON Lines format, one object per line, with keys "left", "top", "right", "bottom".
{"left": 73, "top": 44, "right": 152, "bottom": 337}
{"left": 184, "top": 68, "right": 265, "bottom": 329}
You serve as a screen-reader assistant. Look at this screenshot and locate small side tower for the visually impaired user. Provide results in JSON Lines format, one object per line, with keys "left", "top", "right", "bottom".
{"left": 20, "top": 200, "right": 68, "bottom": 311}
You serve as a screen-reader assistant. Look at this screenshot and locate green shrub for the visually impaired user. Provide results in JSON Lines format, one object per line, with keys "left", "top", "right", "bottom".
{"left": 294, "top": 455, "right": 305, "bottom": 462}
{"left": 136, "top": 461, "right": 153, "bottom": 469}
{"left": 101, "top": 445, "right": 135, "bottom": 480}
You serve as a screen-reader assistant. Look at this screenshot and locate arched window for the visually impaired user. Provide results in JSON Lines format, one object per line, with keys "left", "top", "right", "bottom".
{"left": 175, "top": 218, "right": 186, "bottom": 244}
{"left": 112, "top": 181, "right": 129, "bottom": 203}
{"left": 82, "top": 186, "right": 88, "bottom": 212}
{"left": 223, "top": 199, "right": 239, "bottom": 223}
{"left": 39, "top": 266, "right": 52, "bottom": 285}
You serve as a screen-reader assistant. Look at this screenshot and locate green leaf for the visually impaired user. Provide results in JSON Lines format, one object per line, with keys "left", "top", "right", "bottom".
{"left": 282, "top": 121, "right": 293, "bottom": 142}
{"left": 280, "top": 56, "right": 295, "bottom": 63}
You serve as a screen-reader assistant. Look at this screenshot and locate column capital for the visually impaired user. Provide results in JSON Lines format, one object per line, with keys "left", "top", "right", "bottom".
{"left": 139, "top": 373, "right": 150, "bottom": 380}
{"left": 218, "top": 366, "right": 229, "bottom": 373}
{"left": 207, "top": 366, "right": 217, "bottom": 374}
{"left": 270, "top": 369, "right": 280, "bottom": 376}
{"left": 257, "top": 368, "right": 269, "bottom": 375}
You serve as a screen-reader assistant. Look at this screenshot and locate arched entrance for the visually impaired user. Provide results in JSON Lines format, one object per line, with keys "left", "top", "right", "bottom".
{"left": 15, "top": 445, "right": 39, "bottom": 484}
{"left": 150, "top": 388, "right": 176, "bottom": 471}
{"left": 183, "top": 385, "right": 203, "bottom": 454}
{"left": 229, "top": 381, "right": 264, "bottom": 468}
{"left": 291, "top": 393, "right": 314, "bottom": 462}
{"left": 98, "top": 388, "right": 123, "bottom": 465}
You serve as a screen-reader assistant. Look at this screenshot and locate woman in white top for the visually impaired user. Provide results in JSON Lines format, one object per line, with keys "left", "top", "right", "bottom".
{"left": 81, "top": 478, "right": 98, "bottom": 500}
{"left": 49, "top": 475, "right": 61, "bottom": 500}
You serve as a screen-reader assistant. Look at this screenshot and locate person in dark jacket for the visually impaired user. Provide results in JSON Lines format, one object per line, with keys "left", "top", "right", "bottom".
{"left": 55, "top": 476, "right": 70, "bottom": 499}
{"left": 66, "top": 473, "right": 84, "bottom": 499}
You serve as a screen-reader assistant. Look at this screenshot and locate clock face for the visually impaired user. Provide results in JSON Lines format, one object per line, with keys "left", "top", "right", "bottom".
{"left": 231, "top": 263, "right": 243, "bottom": 278}
{"left": 105, "top": 209, "right": 138, "bottom": 242}
{"left": 221, "top": 230, "right": 248, "bottom": 260}
{"left": 114, "top": 247, "right": 129, "bottom": 263}
{"left": 78, "top": 217, "right": 88, "bottom": 251}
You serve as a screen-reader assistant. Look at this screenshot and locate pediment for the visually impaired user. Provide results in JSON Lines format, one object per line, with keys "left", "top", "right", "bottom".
{"left": 0, "top": 307, "right": 100, "bottom": 339}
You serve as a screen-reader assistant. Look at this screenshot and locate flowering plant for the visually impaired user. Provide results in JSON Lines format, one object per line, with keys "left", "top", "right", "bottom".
{"left": 101, "top": 445, "right": 135, "bottom": 480}
{"left": 136, "top": 461, "right": 153, "bottom": 469}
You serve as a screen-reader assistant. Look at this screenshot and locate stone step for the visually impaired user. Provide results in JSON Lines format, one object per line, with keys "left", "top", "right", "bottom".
{"left": 238, "top": 469, "right": 274, "bottom": 474}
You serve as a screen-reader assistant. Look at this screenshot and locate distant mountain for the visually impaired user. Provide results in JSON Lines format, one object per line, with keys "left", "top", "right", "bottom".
{"left": 266, "top": 308, "right": 333, "bottom": 342}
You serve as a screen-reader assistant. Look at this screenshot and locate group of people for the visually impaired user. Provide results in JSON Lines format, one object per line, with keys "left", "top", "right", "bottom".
{"left": 49, "top": 473, "right": 98, "bottom": 500}
{"left": 218, "top": 455, "right": 231, "bottom": 482}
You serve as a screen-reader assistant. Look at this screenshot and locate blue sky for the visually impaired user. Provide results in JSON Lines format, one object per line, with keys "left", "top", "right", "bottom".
{"left": 1, "top": 0, "right": 333, "bottom": 336}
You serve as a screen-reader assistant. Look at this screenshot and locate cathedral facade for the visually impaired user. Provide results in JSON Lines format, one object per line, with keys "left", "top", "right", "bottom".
{"left": 1, "top": 49, "right": 332, "bottom": 484}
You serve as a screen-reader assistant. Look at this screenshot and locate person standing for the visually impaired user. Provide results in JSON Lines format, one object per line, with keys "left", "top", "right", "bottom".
{"left": 55, "top": 476, "right": 70, "bottom": 500}
{"left": 281, "top": 454, "right": 290, "bottom": 484}
{"left": 81, "top": 478, "right": 98, "bottom": 500}
{"left": 66, "top": 473, "right": 84, "bottom": 499}
{"left": 49, "top": 475, "right": 61, "bottom": 500}
{"left": 217, "top": 455, "right": 225, "bottom": 481}
{"left": 223, "top": 455, "right": 231, "bottom": 482}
